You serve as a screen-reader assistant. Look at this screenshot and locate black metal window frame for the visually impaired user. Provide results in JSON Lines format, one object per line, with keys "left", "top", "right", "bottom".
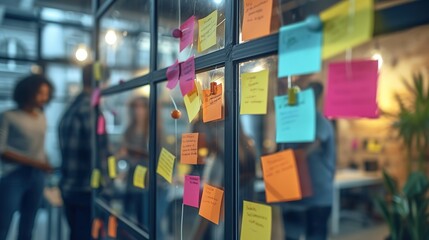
{"left": 91, "top": 0, "right": 429, "bottom": 239}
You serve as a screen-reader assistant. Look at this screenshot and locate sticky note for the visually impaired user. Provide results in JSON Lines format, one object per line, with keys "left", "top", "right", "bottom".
{"left": 184, "top": 86, "right": 201, "bottom": 123}
{"left": 133, "top": 165, "right": 148, "bottom": 189}
{"left": 261, "top": 149, "right": 302, "bottom": 203}
{"left": 108, "top": 156, "right": 117, "bottom": 178}
{"left": 156, "top": 148, "right": 175, "bottom": 183}
{"left": 90, "top": 169, "right": 101, "bottom": 189}
{"left": 198, "top": 10, "right": 218, "bottom": 52}
{"left": 278, "top": 21, "right": 322, "bottom": 77}
{"left": 240, "top": 70, "right": 269, "bottom": 115}
{"left": 108, "top": 216, "right": 117, "bottom": 238}
{"left": 202, "top": 83, "right": 223, "bottom": 123}
{"left": 91, "top": 88, "right": 101, "bottom": 107}
{"left": 320, "top": 0, "right": 374, "bottom": 59}
{"left": 180, "top": 16, "right": 195, "bottom": 52}
{"left": 179, "top": 56, "right": 196, "bottom": 96}
{"left": 199, "top": 184, "right": 224, "bottom": 224}
{"left": 242, "top": 0, "right": 273, "bottom": 41}
{"left": 274, "top": 89, "right": 316, "bottom": 143}
{"left": 97, "top": 115, "right": 105, "bottom": 135}
{"left": 166, "top": 60, "right": 180, "bottom": 89}
{"left": 184, "top": 175, "right": 200, "bottom": 208}
{"left": 93, "top": 62, "right": 101, "bottom": 81}
{"left": 91, "top": 218, "right": 102, "bottom": 239}
{"left": 240, "top": 201, "right": 272, "bottom": 240}
{"left": 324, "top": 60, "right": 379, "bottom": 118}
{"left": 181, "top": 133, "right": 199, "bottom": 164}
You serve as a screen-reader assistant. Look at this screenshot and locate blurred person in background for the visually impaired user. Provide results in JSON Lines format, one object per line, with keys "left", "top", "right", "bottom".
{"left": 58, "top": 63, "right": 109, "bottom": 240}
{"left": 0, "top": 74, "right": 54, "bottom": 240}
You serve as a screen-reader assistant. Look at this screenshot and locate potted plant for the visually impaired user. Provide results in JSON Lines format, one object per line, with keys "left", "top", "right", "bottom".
{"left": 376, "top": 73, "right": 429, "bottom": 240}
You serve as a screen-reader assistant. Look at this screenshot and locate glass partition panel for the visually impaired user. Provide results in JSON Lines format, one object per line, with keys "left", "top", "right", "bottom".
{"left": 98, "top": 85, "right": 151, "bottom": 230}
{"left": 99, "top": 0, "right": 151, "bottom": 85}
{"left": 156, "top": 67, "right": 225, "bottom": 239}
{"left": 0, "top": 19, "right": 37, "bottom": 59}
{"left": 157, "top": 0, "right": 226, "bottom": 69}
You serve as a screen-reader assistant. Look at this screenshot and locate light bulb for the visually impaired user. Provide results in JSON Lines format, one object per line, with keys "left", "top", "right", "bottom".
{"left": 105, "top": 30, "right": 117, "bottom": 45}
{"left": 75, "top": 46, "right": 88, "bottom": 62}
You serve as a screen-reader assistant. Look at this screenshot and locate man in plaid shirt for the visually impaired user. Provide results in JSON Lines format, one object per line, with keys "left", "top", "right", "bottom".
{"left": 58, "top": 64, "right": 109, "bottom": 240}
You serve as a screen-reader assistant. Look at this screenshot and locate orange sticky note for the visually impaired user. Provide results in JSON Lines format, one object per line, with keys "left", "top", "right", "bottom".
{"left": 242, "top": 0, "right": 273, "bottom": 41}
{"left": 199, "top": 184, "right": 224, "bottom": 224}
{"left": 181, "top": 133, "right": 199, "bottom": 164}
{"left": 202, "top": 84, "right": 223, "bottom": 123}
{"left": 108, "top": 216, "right": 117, "bottom": 238}
{"left": 261, "top": 149, "right": 302, "bottom": 203}
{"left": 91, "top": 218, "right": 102, "bottom": 239}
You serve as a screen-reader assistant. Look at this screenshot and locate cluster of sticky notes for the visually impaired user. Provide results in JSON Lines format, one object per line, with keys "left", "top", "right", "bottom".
{"left": 108, "top": 216, "right": 117, "bottom": 238}
{"left": 202, "top": 83, "right": 223, "bottom": 123}
{"left": 274, "top": 89, "right": 315, "bottom": 143}
{"left": 133, "top": 165, "right": 148, "bottom": 189}
{"left": 91, "top": 218, "right": 103, "bottom": 239}
{"left": 97, "top": 115, "right": 106, "bottom": 135}
{"left": 183, "top": 175, "right": 200, "bottom": 208}
{"left": 242, "top": 0, "right": 273, "bottom": 41}
{"left": 91, "top": 168, "right": 101, "bottom": 189}
{"left": 240, "top": 201, "right": 272, "bottom": 240}
{"left": 108, "top": 156, "right": 117, "bottom": 178}
{"left": 240, "top": 70, "right": 269, "bottom": 115}
{"left": 156, "top": 148, "right": 176, "bottom": 183}
{"left": 181, "top": 133, "right": 199, "bottom": 164}
{"left": 261, "top": 149, "right": 302, "bottom": 203}
{"left": 324, "top": 60, "right": 379, "bottom": 118}
{"left": 166, "top": 56, "right": 196, "bottom": 96}
{"left": 199, "top": 184, "right": 224, "bottom": 224}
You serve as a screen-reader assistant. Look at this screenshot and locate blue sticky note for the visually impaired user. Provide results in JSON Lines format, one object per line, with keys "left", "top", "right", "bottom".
{"left": 274, "top": 89, "right": 316, "bottom": 143}
{"left": 278, "top": 21, "right": 322, "bottom": 77}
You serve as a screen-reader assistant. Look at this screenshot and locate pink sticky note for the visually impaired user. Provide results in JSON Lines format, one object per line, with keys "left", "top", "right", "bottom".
{"left": 179, "top": 56, "right": 195, "bottom": 96}
{"left": 184, "top": 175, "right": 200, "bottom": 208}
{"left": 91, "top": 88, "right": 101, "bottom": 107}
{"left": 166, "top": 60, "right": 180, "bottom": 89}
{"left": 180, "top": 16, "right": 195, "bottom": 52}
{"left": 97, "top": 115, "right": 106, "bottom": 135}
{"left": 324, "top": 60, "right": 379, "bottom": 119}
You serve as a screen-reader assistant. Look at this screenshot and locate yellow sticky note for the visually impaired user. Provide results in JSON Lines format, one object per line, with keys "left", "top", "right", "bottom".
{"left": 93, "top": 62, "right": 102, "bottom": 81}
{"left": 240, "top": 69, "right": 269, "bottom": 115}
{"left": 198, "top": 10, "right": 218, "bottom": 52}
{"left": 184, "top": 87, "right": 201, "bottom": 123}
{"left": 240, "top": 201, "right": 272, "bottom": 240}
{"left": 108, "top": 156, "right": 117, "bottom": 178}
{"left": 320, "top": 0, "right": 374, "bottom": 59}
{"left": 90, "top": 169, "right": 101, "bottom": 189}
{"left": 156, "top": 148, "right": 175, "bottom": 183}
{"left": 133, "top": 165, "right": 148, "bottom": 189}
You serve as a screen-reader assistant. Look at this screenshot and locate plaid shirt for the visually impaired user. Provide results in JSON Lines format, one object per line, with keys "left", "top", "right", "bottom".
{"left": 58, "top": 92, "right": 107, "bottom": 193}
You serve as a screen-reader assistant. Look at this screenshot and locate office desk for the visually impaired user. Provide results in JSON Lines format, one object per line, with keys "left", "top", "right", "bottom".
{"left": 331, "top": 170, "right": 382, "bottom": 234}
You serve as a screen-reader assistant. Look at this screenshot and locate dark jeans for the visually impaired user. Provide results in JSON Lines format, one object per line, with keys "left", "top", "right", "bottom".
{"left": 0, "top": 167, "right": 45, "bottom": 240}
{"left": 61, "top": 191, "right": 91, "bottom": 240}
{"left": 283, "top": 206, "right": 332, "bottom": 240}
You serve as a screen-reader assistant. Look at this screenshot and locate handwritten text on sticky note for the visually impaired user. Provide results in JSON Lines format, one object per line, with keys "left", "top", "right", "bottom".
{"left": 198, "top": 10, "right": 218, "bottom": 52}
{"left": 179, "top": 56, "right": 196, "bottom": 96}
{"left": 240, "top": 69, "right": 269, "bottom": 115}
{"left": 180, "top": 16, "right": 196, "bottom": 52}
{"left": 242, "top": 0, "right": 273, "bottom": 41}
{"left": 240, "top": 201, "right": 272, "bottom": 240}
{"left": 261, "top": 149, "right": 302, "bottom": 203}
{"left": 199, "top": 184, "right": 224, "bottom": 224}
{"left": 274, "top": 89, "right": 316, "bottom": 143}
{"left": 184, "top": 175, "right": 200, "bottom": 208}
{"left": 156, "top": 148, "right": 175, "bottom": 183}
{"left": 324, "top": 60, "right": 379, "bottom": 118}
{"left": 278, "top": 21, "right": 322, "bottom": 77}
{"left": 184, "top": 85, "right": 201, "bottom": 123}
{"left": 181, "top": 133, "right": 199, "bottom": 164}
{"left": 202, "top": 83, "right": 223, "bottom": 123}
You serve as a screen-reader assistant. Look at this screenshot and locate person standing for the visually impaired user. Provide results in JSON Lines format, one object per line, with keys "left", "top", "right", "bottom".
{"left": 283, "top": 82, "right": 336, "bottom": 240}
{"left": 58, "top": 63, "right": 109, "bottom": 240}
{"left": 0, "top": 74, "right": 54, "bottom": 240}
